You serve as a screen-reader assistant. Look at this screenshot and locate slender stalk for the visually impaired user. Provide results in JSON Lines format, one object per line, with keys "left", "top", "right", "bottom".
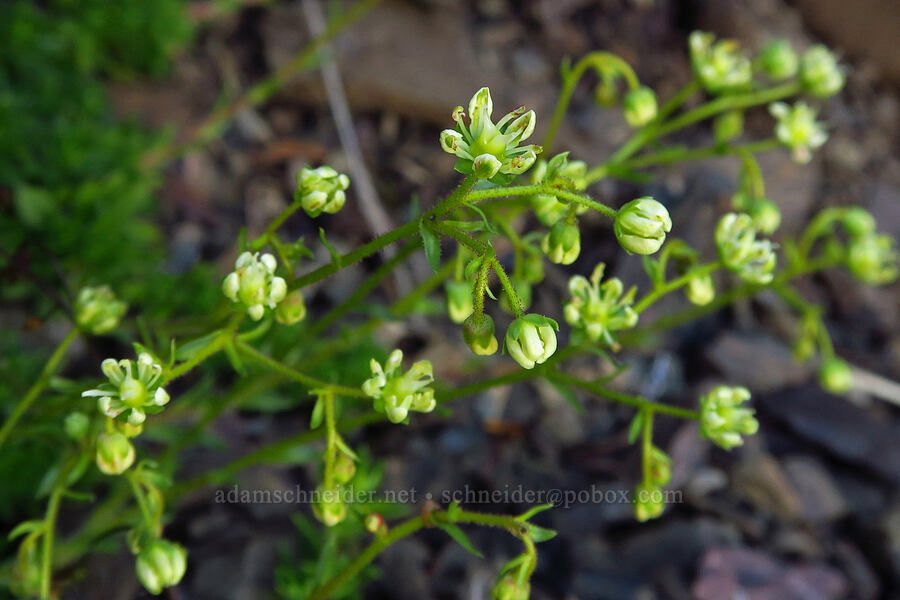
{"left": 548, "top": 371, "right": 699, "bottom": 420}
{"left": 641, "top": 408, "right": 654, "bottom": 484}
{"left": 234, "top": 340, "right": 367, "bottom": 397}
{"left": 0, "top": 326, "right": 79, "bottom": 447}
{"left": 163, "top": 312, "right": 244, "bottom": 384}
{"left": 633, "top": 261, "right": 722, "bottom": 314}
{"left": 656, "top": 79, "right": 700, "bottom": 121}
{"left": 490, "top": 257, "right": 524, "bottom": 318}
{"left": 618, "top": 138, "right": 780, "bottom": 172}
{"left": 322, "top": 393, "right": 337, "bottom": 488}
{"left": 39, "top": 486, "right": 64, "bottom": 599}
{"left": 249, "top": 202, "right": 304, "bottom": 251}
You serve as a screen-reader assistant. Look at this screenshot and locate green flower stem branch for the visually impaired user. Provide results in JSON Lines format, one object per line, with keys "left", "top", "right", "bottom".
{"left": 0, "top": 326, "right": 79, "bottom": 448}
{"left": 548, "top": 371, "right": 700, "bottom": 420}
{"left": 616, "top": 138, "right": 781, "bottom": 173}
{"left": 585, "top": 80, "right": 803, "bottom": 183}
{"left": 641, "top": 408, "right": 655, "bottom": 484}
{"left": 633, "top": 261, "right": 723, "bottom": 314}
{"left": 656, "top": 78, "right": 700, "bottom": 121}
{"left": 307, "top": 506, "right": 541, "bottom": 600}
{"left": 543, "top": 51, "right": 642, "bottom": 150}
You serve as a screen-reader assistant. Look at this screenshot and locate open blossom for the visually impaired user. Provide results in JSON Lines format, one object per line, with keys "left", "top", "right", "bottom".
{"left": 362, "top": 350, "right": 436, "bottom": 423}
{"left": 564, "top": 263, "right": 638, "bottom": 349}
{"left": 82, "top": 353, "right": 170, "bottom": 426}
{"left": 440, "top": 87, "right": 541, "bottom": 182}
{"left": 770, "top": 102, "right": 827, "bottom": 164}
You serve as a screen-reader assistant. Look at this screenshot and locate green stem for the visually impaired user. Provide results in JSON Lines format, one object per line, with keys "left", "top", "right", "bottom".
{"left": 322, "top": 393, "right": 337, "bottom": 488}
{"left": 633, "top": 261, "right": 722, "bottom": 314}
{"left": 234, "top": 340, "right": 367, "bottom": 397}
{"left": 641, "top": 408, "right": 654, "bottom": 484}
{"left": 249, "top": 202, "right": 303, "bottom": 251}
{"left": 656, "top": 78, "right": 700, "bottom": 121}
{"left": 490, "top": 257, "right": 524, "bottom": 318}
{"left": 0, "top": 326, "right": 79, "bottom": 448}
{"left": 548, "top": 371, "right": 699, "bottom": 420}
{"left": 39, "top": 486, "right": 64, "bottom": 598}
{"left": 127, "top": 472, "right": 157, "bottom": 531}
{"left": 618, "top": 138, "right": 780, "bottom": 172}
{"left": 163, "top": 312, "right": 244, "bottom": 384}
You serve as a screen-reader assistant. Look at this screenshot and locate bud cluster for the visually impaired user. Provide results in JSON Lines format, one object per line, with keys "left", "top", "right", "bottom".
{"left": 563, "top": 263, "right": 638, "bottom": 348}
{"left": 295, "top": 165, "right": 350, "bottom": 217}
{"left": 440, "top": 87, "right": 541, "bottom": 182}
{"left": 222, "top": 251, "right": 288, "bottom": 321}
{"left": 362, "top": 349, "right": 436, "bottom": 423}
{"left": 715, "top": 213, "right": 777, "bottom": 284}
{"left": 689, "top": 31, "right": 753, "bottom": 94}
{"left": 75, "top": 285, "right": 127, "bottom": 335}
{"left": 699, "top": 385, "right": 759, "bottom": 450}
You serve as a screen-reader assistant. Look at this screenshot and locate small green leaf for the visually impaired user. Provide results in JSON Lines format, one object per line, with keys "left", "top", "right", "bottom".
{"left": 517, "top": 503, "right": 554, "bottom": 522}
{"left": 523, "top": 522, "right": 557, "bottom": 542}
{"left": 8, "top": 520, "right": 45, "bottom": 541}
{"left": 419, "top": 222, "right": 442, "bottom": 272}
{"left": 335, "top": 436, "right": 359, "bottom": 461}
{"left": 223, "top": 339, "right": 246, "bottom": 375}
{"left": 627, "top": 411, "right": 645, "bottom": 445}
{"left": 464, "top": 256, "right": 483, "bottom": 280}
{"left": 319, "top": 228, "right": 342, "bottom": 267}
{"left": 436, "top": 522, "right": 483, "bottom": 558}
{"left": 310, "top": 397, "right": 325, "bottom": 429}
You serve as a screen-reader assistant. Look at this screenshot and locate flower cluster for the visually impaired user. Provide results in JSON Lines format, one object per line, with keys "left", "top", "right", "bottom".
{"left": 362, "top": 350, "right": 436, "bottom": 423}
{"left": 135, "top": 539, "right": 187, "bottom": 595}
{"left": 222, "top": 251, "right": 288, "bottom": 321}
{"left": 614, "top": 197, "right": 672, "bottom": 255}
{"left": 689, "top": 31, "right": 752, "bottom": 94}
{"left": 75, "top": 286, "right": 127, "bottom": 335}
{"left": 440, "top": 87, "right": 540, "bottom": 183}
{"left": 83, "top": 354, "right": 170, "bottom": 427}
{"left": 770, "top": 102, "right": 827, "bottom": 164}
{"left": 563, "top": 263, "right": 638, "bottom": 348}
{"left": 504, "top": 314, "right": 558, "bottom": 369}
{"left": 715, "top": 213, "right": 777, "bottom": 284}
{"left": 699, "top": 385, "right": 759, "bottom": 450}
{"left": 529, "top": 152, "right": 588, "bottom": 226}
{"left": 295, "top": 165, "right": 350, "bottom": 217}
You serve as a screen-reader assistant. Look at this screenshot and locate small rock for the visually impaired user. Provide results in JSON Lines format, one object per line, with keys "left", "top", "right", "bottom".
{"left": 732, "top": 453, "right": 804, "bottom": 521}
{"left": 783, "top": 455, "right": 847, "bottom": 523}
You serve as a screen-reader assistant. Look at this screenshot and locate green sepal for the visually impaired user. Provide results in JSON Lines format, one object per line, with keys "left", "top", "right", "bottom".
{"left": 522, "top": 521, "right": 557, "bottom": 542}
{"left": 310, "top": 396, "right": 325, "bottom": 429}
{"left": 627, "top": 410, "right": 645, "bottom": 445}
{"left": 319, "top": 228, "right": 342, "bottom": 267}
{"left": 419, "top": 222, "right": 442, "bottom": 273}
{"left": 435, "top": 521, "right": 484, "bottom": 558}
{"left": 8, "top": 520, "right": 45, "bottom": 541}
{"left": 516, "top": 502, "right": 554, "bottom": 522}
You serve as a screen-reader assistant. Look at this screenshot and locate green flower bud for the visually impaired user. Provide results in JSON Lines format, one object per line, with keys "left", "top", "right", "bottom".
{"left": 222, "top": 251, "right": 288, "bottom": 321}
{"left": 842, "top": 207, "right": 876, "bottom": 238}
{"left": 714, "top": 110, "right": 744, "bottom": 144}
{"left": 770, "top": 101, "right": 828, "bottom": 164}
{"left": 819, "top": 357, "right": 852, "bottom": 394}
{"left": 747, "top": 198, "right": 782, "bottom": 235}
{"left": 564, "top": 263, "right": 638, "bottom": 348}
{"left": 463, "top": 313, "right": 499, "bottom": 356}
{"left": 623, "top": 86, "right": 658, "bottom": 127}
{"left": 846, "top": 233, "right": 898, "bottom": 285}
{"left": 295, "top": 165, "right": 350, "bottom": 217}
{"left": 84, "top": 354, "right": 170, "bottom": 427}
{"left": 689, "top": 31, "right": 753, "bottom": 94}
{"left": 541, "top": 221, "right": 581, "bottom": 265}
{"left": 491, "top": 574, "right": 530, "bottom": 600}
{"left": 117, "top": 420, "right": 144, "bottom": 438}
{"left": 313, "top": 486, "right": 347, "bottom": 527}
{"left": 685, "top": 272, "right": 715, "bottom": 306}
{"left": 634, "top": 481, "right": 665, "bottom": 522}
{"left": 333, "top": 452, "right": 356, "bottom": 485}
{"left": 699, "top": 385, "right": 759, "bottom": 450}
{"left": 715, "top": 213, "right": 777, "bottom": 284}
{"left": 504, "top": 314, "right": 558, "bottom": 370}
{"left": 64, "top": 412, "right": 90, "bottom": 441}
{"left": 445, "top": 280, "right": 475, "bottom": 324}
{"left": 800, "top": 45, "right": 844, "bottom": 97}
{"left": 500, "top": 278, "right": 532, "bottom": 315}
{"left": 614, "top": 197, "right": 672, "bottom": 255}
{"left": 74, "top": 286, "right": 127, "bottom": 335}
{"left": 758, "top": 40, "right": 798, "bottom": 80}
{"left": 520, "top": 248, "right": 545, "bottom": 284}
{"left": 95, "top": 431, "right": 136, "bottom": 475}
{"left": 275, "top": 290, "right": 307, "bottom": 325}
{"left": 440, "top": 87, "right": 541, "bottom": 182}
{"left": 362, "top": 350, "right": 436, "bottom": 423}
{"left": 529, "top": 154, "right": 589, "bottom": 226}
{"left": 649, "top": 447, "right": 672, "bottom": 487}
{"left": 364, "top": 513, "right": 387, "bottom": 536}
{"left": 135, "top": 539, "right": 187, "bottom": 595}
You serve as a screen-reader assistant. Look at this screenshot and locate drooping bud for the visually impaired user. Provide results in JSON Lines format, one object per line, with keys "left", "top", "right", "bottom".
{"left": 541, "top": 221, "right": 581, "bottom": 265}
{"left": 614, "top": 197, "right": 672, "bottom": 255}
{"left": 685, "top": 272, "right": 716, "bottom": 306}
{"left": 275, "top": 290, "right": 307, "bottom": 325}
{"left": 295, "top": 166, "right": 350, "bottom": 217}
{"left": 445, "top": 280, "right": 475, "bottom": 324}
{"left": 800, "top": 45, "right": 844, "bottom": 97}
{"left": 758, "top": 39, "right": 798, "bottom": 80}
{"left": 313, "top": 486, "right": 347, "bottom": 527}
{"left": 504, "top": 314, "right": 558, "bottom": 370}
{"left": 135, "top": 539, "right": 188, "bottom": 595}
{"left": 463, "top": 313, "right": 499, "bottom": 356}
{"left": 96, "top": 431, "right": 136, "bottom": 475}
{"left": 491, "top": 574, "right": 530, "bottom": 600}
{"left": 634, "top": 481, "right": 665, "bottom": 522}
{"left": 714, "top": 110, "right": 744, "bottom": 144}
{"left": 364, "top": 513, "right": 388, "bottom": 536}
{"left": 623, "top": 86, "right": 658, "bottom": 127}
{"left": 819, "top": 357, "right": 852, "bottom": 394}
